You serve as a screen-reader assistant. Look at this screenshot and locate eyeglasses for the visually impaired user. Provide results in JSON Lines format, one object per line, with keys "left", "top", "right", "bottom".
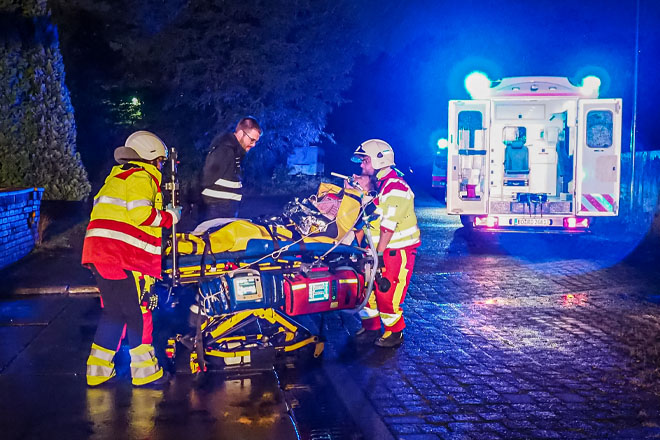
{"left": 242, "top": 130, "right": 258, "bottom": 144}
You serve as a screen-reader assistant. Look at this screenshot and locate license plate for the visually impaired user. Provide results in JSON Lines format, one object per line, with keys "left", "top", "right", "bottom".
{"left": 514, "top": 217, "right": 551, "bottom": 226}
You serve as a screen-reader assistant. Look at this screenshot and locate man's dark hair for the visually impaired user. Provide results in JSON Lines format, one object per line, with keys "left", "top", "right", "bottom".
{"left": 236, "top": 116, "right": 262, "bottom": 135}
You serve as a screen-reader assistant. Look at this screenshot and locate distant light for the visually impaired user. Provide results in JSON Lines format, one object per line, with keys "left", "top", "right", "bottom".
{"left": 580, "top": 76, "right": 601, "bottom": 97}
{"left": 131, "top": 97, "right": 140, "bottom": 105}
{"left": 475, "top": 215, "right": 498, "bottom": 228}
{"left": 475, "top": 297, "right": 501, "bottom": 306}
{"left": 563, "top": 217, "right": 589, "bottom": 228}
{"left": 464, "top": 71, "right": 491, "bottom": 99}
{"left": 562, "top": 292, "right": 588, "bottom": 307}
{"left": 437, "top": 138, "right": 448, "bottom": 150}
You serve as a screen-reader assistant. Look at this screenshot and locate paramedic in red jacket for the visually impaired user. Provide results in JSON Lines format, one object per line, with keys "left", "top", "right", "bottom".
{"left": 81, "top": 131, "right": 181, "bottom": 387}
{"left": 351, "top": 139, "right": 420, "bottom": 348}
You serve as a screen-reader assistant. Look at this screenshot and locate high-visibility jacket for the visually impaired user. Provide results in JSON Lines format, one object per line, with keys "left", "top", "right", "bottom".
{"left": 369, "top": 168, "right": 420, "bottom": 249}
{"left": 82, "top": 161, "right": 173, "bottom": 279}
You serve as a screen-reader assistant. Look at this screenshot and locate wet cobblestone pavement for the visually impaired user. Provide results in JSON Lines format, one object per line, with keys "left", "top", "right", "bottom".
{"left": 2, "top": 193, "right": 660, "bottom": 440}
{"left": 320, "top": 203, "right": 660, "bottom": 440}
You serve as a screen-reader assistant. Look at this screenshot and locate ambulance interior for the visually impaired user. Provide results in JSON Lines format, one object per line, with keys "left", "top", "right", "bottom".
{"left": 456, "top": 99, "right": 576, "bottom": 214}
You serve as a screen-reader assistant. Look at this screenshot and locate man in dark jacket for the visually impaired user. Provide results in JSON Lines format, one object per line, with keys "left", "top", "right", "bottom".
{"left": 200, "top": 117, "right": 262, "bottom": 220}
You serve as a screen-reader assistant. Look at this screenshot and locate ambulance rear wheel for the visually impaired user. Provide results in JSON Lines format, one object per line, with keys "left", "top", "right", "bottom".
{"left": 460, "top": 215, "right": 474, "bottom": 229}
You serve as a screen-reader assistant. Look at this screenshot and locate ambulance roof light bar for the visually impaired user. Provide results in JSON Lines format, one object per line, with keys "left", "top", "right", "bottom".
{"left": 464, "top": 75, "right": 602, "bottom": 98}
{"left": 464, "top": 71, "right": 491, "bottom": 99}
{"left": 579, "top": 75, "right": 601, "bottom": 98}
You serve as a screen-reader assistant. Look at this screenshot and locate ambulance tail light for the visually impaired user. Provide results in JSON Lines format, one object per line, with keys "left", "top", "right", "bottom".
{"left": 563, "top": 217, "right": 589, "bottom": 229}
{"left": 475, "top": 216, "right": 498, "bottom": 228}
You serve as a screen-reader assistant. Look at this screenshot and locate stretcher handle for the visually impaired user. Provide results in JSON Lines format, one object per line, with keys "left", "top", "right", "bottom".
{"left": 166, "top": 147, "right": 180, "bottom": 286}
{"left": 352, "top": 225, "right": 377, "bottom": 313}
{"left": 331, "top": 171, "right": 364, "bottom": 192}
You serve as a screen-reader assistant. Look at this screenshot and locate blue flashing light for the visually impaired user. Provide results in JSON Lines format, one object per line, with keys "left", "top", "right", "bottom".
{"left": 580, "top": 76, "right": 601, "bottom": 98}
{"left": 437, "top": 138, "right": 448, "bottom": 150}
{"left": 464, "top": 71, "right": 491, "bottom": 99}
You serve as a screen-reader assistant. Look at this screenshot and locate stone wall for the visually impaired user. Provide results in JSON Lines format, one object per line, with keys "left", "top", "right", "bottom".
{"left": 0, "top": 188, "right": 44, "bottom": 269}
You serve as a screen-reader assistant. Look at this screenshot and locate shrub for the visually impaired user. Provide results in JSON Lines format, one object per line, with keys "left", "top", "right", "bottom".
{"left": 0, "top": 3, "right": 90, "bottom": 200}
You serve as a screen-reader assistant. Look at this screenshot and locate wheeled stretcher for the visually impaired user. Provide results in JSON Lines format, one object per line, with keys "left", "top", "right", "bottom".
{"left": 160, "top": 183, "right": 376, "bottom": 374}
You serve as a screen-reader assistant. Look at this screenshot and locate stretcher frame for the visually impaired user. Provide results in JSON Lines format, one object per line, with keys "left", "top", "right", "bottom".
{"left": 161, "top": 189, "right": 377, "bottom": 374}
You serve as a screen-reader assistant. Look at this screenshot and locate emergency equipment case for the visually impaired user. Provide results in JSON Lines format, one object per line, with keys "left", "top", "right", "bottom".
{"left": 161, "top": 183, "right": 377, "bottom": 373}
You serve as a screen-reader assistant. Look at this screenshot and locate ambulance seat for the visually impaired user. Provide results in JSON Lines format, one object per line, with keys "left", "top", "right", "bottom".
{"left": 504, "top": 140, "right": 529, "bottom": 174}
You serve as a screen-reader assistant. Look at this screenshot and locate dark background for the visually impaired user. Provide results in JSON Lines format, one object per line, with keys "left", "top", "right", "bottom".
{"left": 51, "top": 0, "right": 660, "bottom": 190}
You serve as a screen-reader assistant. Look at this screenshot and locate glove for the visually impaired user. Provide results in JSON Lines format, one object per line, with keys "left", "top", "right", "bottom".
{"left": 377, "top": 252, "right": 385, "bottom": 269}
{"left": 141, "top": 288, "right": 159, "bottom": 311}
{"left": 166, "top": 203, "right": 182, "bottom": 225}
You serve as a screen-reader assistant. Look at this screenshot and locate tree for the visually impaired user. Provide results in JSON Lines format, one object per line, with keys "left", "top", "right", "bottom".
{"left": 50, "top": 0, "right": 367, "bottom": 192}
{"left": 0, "top": 0, "right": 90, "bottom": 200}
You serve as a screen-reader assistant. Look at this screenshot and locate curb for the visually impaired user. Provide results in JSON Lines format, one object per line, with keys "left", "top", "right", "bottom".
{"left": 11, "top": 285, "right": 99, "bottom": 295}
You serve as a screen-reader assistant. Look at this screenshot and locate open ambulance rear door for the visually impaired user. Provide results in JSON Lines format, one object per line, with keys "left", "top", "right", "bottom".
{"left": 447, "top": 100, "right": 490, "bottom": 217}
{"left": 576, "top": 99, "right": 622, "bottom": 217}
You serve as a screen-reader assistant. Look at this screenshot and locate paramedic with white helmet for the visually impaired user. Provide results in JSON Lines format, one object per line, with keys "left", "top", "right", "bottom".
{"left": 82, "top": 130, "right": 181, "bottom": 387}
{"left": 350, "top": 139, "right": 420, "bottom": 348}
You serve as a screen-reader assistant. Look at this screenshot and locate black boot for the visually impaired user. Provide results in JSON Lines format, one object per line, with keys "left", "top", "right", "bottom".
{"left": 374, "top": 331, "right": 403, "bottom": 348}
{"left": 354, "top": 328, "right": 380, "bottom": 343}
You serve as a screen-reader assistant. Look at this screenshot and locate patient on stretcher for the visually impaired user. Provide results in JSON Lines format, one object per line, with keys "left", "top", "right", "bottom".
{"left": 171, "top": 183, "right": 365, "bottom": 256}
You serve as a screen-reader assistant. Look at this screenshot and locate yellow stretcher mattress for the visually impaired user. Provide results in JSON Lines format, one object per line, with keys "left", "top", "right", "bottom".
{"left": 168, "top": 183, "right": 363, "bottom": 256}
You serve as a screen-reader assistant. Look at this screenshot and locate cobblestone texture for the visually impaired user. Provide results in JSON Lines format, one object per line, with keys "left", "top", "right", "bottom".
{"left": 324, "top": 205, "right": 660, "bottom": 440}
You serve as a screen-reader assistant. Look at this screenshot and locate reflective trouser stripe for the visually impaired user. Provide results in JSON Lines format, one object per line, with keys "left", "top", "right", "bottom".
{"left": 359, "top": 303, "right": 379, "bottom": 320}
{"left": 87, "top": 343, "right": 116, "bottom": 386}
{"left": 387, "top": 250, "right": 409, "bottom": 326}
{"left": 373, "top": 247, "right": 417, "bottom": 332}
{"left": 129, "top": 344, "right": 163, "bottom": 385}
{"left": 359, "top": 292, "right": 381, "bottom": 330}
{"left": 379, "top": 311, "right": 403, "bottom": 328}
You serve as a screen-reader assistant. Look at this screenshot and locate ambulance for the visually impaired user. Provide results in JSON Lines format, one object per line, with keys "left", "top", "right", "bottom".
{"left": 446, "top": 75, "right": 622, "bottom": 231}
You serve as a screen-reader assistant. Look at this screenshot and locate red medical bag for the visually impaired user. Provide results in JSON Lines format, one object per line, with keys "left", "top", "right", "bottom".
{"left": 283, "top": 267, "right": 365, "bottom": 316}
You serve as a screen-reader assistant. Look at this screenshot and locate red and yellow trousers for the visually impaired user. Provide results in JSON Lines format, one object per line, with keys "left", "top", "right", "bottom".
{"left": 359, "top": 245, "right": 418, "bottom": 333}
{"left": 94, "top": 269, "right": 154, "bottom": 349}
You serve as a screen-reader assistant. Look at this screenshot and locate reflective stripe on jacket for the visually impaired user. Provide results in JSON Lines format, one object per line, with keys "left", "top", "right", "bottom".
{"left": 82, "top": 162, "right": 172, "bottom": 278}
{"left": 370, "top": 168, "right": 421, "bottom": 249}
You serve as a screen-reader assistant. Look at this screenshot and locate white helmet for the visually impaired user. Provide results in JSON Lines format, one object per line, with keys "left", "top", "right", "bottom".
{"left": 114, "top": 130, "right": 168, "bottom": 164}
{"left": 352, "top": 139, "right": 395, "bottom": 169}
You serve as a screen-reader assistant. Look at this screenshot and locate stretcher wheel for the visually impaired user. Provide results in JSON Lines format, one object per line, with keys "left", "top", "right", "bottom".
{"left": 189, "top": 351, "right": 208, "bottom": 381}
{"left": 313, "top": 341, "right": 325, "bottom": 358}
{"left": 164, "top": 337, "right": 177, "bottom": 372}
{"left": 166, "top": 336, "right": 179, "bottom": 356}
